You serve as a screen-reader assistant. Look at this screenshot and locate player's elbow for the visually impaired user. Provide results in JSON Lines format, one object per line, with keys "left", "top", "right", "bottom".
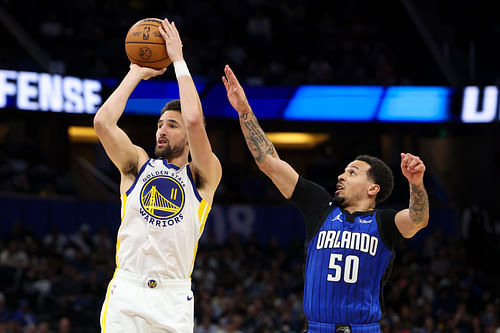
{"left": 416, "top": 212, "right": 430, "bottom": 229}
{"left": 420, "top": 217, "right": 429, "bottom": 229}
{"left": 93, "top": 109, "right": 113, "bottom": 135}
{"left": 406, "top": 218, "right": 429, "bottom": 238}
{"left": 181, "top": 101, "right": 205, "bottom": 129}
{"left": 184, "top": 113, "right": 204, "bottom": 129}
{"left": 93, "top": 113, "right": 106, "bottom": 133}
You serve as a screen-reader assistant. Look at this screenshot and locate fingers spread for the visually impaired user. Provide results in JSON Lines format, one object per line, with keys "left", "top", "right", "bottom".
{"left": 161, "top": 18, "right": 174, "bottom": 38}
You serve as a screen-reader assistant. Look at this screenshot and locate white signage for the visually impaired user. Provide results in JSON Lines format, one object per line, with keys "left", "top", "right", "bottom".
{"left": 461, "top": 86, "right": 500, "bottom": 123}
{"left": 0, "top": 69, "right": 102, "bottom": 113}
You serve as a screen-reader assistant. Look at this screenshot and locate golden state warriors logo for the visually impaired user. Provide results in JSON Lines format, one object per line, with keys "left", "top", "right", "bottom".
{"left": 140, "top": 176, "right": 184, "bottom": 219}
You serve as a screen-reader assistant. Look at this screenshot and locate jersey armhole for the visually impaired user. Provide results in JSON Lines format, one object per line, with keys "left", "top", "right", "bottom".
{"left": 124, "top": 159, "right": 151, "bottom": 196}
{"left": 291, "top": 177, "right": 335, "bottom": 243}
{"left": 186, "top": 164, "right": 203, "bottom": 202}
{"left": 376, "top": 209, "right": 401, "bottom": 249}
{"left": 305, "top": 205, "right": 335, "bottom": 244}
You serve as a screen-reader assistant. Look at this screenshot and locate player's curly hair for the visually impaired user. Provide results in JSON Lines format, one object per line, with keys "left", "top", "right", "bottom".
{"left": 355, "top": 155, "right": 394, "bottom": 204}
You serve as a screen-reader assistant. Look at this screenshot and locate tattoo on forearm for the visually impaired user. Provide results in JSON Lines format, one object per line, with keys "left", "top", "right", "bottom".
{"left": 409, "top": 184, "right": 429, "bottom": 225}
{"left": 239, "top": 112, "right": 276, "bottom": 163}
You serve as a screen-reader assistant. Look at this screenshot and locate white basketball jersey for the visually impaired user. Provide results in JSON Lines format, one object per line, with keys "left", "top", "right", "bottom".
{"left": 115, "top": 159, "right": 211, "bottom": 279}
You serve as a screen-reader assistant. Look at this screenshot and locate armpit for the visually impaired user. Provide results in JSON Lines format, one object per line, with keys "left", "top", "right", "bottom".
{"left": 122, "top": 162, "right": 138, "bottom": 177}
{"left": 194, "top": 170, "right": 203, "bottom": 189}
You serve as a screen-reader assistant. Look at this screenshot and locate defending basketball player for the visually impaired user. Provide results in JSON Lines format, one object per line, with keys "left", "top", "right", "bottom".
{"left": 94, "top": 18, "right": 221, "bottom": 332}
{"left": 222, "top": 65, "right": 428, "bottom": 333}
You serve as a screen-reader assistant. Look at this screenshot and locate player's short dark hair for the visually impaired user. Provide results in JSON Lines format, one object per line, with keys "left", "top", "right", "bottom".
{"left": 159, "top": 99, "right": 206, "bottom": 126}
{"left": 161, "top": 99, "right": 181, "bottom": 114}
{"left": 355, "top": 155, "right": 394, "bottom": 204}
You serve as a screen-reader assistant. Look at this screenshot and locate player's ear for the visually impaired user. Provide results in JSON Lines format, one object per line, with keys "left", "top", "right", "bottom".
{"left": 368, "top": 184, "right": 380, "bottom": 196}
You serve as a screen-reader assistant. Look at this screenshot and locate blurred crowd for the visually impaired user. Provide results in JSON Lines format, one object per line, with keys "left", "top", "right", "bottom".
{"left": 0, "top": 221, "right": 113, "bottom": 333}
{"left": 1, "top": 208, "right": 500, "bottom": 332}
{"left": 1, "top": 0, "right": 423, "bottom": 86}
{"left": 0, "top": 135, "right": 74, "bottom": 199}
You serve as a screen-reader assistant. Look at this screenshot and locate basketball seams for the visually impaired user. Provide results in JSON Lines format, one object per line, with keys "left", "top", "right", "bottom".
{"left": 126, "top": 56, "right": 171, "bottom": 64}
{"left": 125, "top": 42, "right": 165, "bottom": 45}
{"left": 133, "top": 23, "right": 162, "bottom": 28}
{"left": 125, "top": 17, "right": 170, "bottom": 69}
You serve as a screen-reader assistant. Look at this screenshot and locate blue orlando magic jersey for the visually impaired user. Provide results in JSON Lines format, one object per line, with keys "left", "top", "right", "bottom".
{"left": 290, "top": 176, "right": 402, "bottom": 328}
{"left": 304, "top": 206, "right": 392, "bottom": 324}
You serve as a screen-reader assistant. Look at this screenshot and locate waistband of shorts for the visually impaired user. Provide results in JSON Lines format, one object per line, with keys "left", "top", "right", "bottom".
{"left": 114, "top": 268, "right": 191, "bottom": 289}
{"left": 308, "top": 320, "right": 380, "bottom": 332}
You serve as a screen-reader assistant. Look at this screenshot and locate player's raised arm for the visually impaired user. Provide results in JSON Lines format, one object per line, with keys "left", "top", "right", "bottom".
{"left": 159, "top": 19, "right": 221, "bottom": 204}
{"left": 222, "top": 65, "right": 299, "bottom": 199}
{"left": 93, "top": 64, "right": 165, "bottom": 182}
{"left": 395, "top": 153, "right": 429, "bottom": 238}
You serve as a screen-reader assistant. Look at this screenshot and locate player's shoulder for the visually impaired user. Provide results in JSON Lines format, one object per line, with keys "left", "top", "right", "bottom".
{"left": 135, "top": 145, "right": 149, "bottom": 160}
{"left": 189, "top": 153, "right": 222, "bottom": 183}
{"left": 376, "top": 208, "right": 398, "bottom": 222}
{"left": 136, "top": 146, "right": 150, "bottom": 169}
{"left": 376, "top": 207, "right": 403, "bottom": 248}
{"left": 121, "top": 146, "right": 149, "bottom": 177}
{"left": 296, "top": 176, "right": 331, "bottom": 195}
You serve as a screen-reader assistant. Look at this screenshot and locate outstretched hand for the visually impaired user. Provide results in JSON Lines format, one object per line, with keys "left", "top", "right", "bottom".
{"left": 129, "top": 63, "right": 166, "bottom": 80}
{"left": 158, "top": 18, "right": 183, "bottom": 63}
{"left": 400, "top": 153, "right": 426, "bottom": 185}
{"left": 222, "top": 65, "right": 251, "bottom": 114}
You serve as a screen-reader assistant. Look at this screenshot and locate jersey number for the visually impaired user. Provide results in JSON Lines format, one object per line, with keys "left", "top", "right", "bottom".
{"left": 327, "top": 254, "right": 359, "bottom": 283}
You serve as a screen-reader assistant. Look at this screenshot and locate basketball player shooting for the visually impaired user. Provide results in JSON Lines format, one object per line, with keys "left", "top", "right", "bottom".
{"left": 94, "top": 18, "right": 222, "bottom": 332}
{"left": 222, "top": 65, "right": 429, "bottom": 333}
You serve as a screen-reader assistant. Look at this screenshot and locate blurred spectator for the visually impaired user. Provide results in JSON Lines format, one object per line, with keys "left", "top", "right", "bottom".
{"left": 67, "top": 224, "right": 93, "bottom": 258}
{"left": 57, "top": 316, "right": 71, "bottom": 333}
{"left": 195, "top": 315, "right": 219, "bottom": 333}
{"left": 0, "top": 292, "right": 11, "bottom": 326}
{"left": 43, "top": 226, "right": 68, "bottom": 256}
{"left": 0, "top": 240, "right": 29, "bottom": 292}
{"left": 37, "top": 321, "right": 51, "bottom": 333}
{"left": 11, "top": 299, "right": 37, "bottom": 330}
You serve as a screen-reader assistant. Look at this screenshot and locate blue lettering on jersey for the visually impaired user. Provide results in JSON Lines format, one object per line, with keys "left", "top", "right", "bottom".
{"left": 139, "top": 208, "right": 184, "bottom": 228}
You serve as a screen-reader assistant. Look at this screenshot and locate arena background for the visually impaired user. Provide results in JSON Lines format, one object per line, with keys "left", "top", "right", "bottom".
{"left": 1, "top": 1, "right": 499, "bottom": 332}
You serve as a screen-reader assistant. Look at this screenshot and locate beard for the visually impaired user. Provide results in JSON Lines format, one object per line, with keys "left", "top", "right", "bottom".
{"left": 334, "top": 193, "right": 345, "bottom": 207}
{"left": 154, "top": 140, "right": 185, "bottom": 159}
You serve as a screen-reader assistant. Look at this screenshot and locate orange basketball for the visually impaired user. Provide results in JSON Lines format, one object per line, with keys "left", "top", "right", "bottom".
{"left": 125, "top": 18, "right": 172, "bottom": 69}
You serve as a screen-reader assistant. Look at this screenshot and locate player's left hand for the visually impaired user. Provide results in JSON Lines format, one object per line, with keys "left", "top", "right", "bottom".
{"left": 129, "top": 63, "right": 166, "bottom": 80}
{"left": 159, "top": 18, "right": 183, "bottom": 62}
{"left": 400, "top": 153, "right": 426, "bottom": 185}
{"left": 222, "top": 65, "right": 251, "bottom": 114}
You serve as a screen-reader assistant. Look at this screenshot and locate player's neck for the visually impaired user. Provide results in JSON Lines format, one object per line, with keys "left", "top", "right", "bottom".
{"left": 343, "top": 200, "right": 376, "bottom": 214}
{"left": 164, "top": 155, "right": 188, "bottom": 167}
{"left": 160, "top": 147, "right": 189, "bottom": 167}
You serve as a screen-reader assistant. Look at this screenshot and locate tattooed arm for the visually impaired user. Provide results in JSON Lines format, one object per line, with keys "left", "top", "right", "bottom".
{"left": 395, "top": 153, "right": 429, "bottom": 238}
{"left": 222, "top": 65, "right": 299, "bottom": 198}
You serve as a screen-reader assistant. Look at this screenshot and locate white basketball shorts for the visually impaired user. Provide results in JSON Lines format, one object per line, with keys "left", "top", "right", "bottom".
{"left": 100, "top": 269, "right": 194, "bottom": 333}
